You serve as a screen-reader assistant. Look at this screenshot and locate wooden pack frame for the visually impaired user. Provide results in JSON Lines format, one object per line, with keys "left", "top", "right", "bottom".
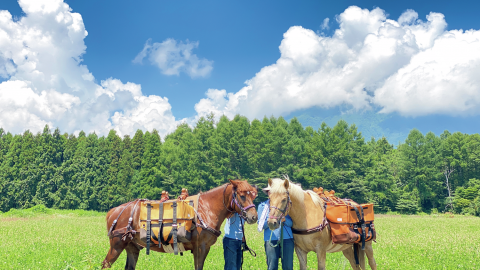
{"left": 139, "top": 199, "right": 195, "bottom": 255}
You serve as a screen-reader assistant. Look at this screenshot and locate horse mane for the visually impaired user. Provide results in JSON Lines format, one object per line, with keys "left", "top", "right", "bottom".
{"left": 199, "top": 180, "right": 254, "bottom": 196}
{"left": 270, "top": 177, "right": 323, "bottom": 207}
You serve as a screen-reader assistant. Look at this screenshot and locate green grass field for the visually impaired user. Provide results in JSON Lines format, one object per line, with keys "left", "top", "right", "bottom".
{"left": 1, "top": 208, "right": 479, "bottom": 269}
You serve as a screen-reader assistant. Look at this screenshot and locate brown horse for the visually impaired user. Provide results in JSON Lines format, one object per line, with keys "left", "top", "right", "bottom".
{"left": 267, "top": 178, "right": 377, "bottom": 270}
{"left": 102, "top": 180, "right": 258, "bottom": 270}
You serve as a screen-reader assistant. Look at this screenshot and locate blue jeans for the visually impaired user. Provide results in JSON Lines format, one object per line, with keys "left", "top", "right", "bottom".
{"left": 264, "top": 239, "right": 294, "bottom": 270}
{"left": 223, "top": 237, "right": 242, "bottom": 270}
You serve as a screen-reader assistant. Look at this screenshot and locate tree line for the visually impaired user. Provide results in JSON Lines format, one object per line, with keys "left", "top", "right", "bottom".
{"left": 0, "top": 114, "right": 479, "bottom": 215}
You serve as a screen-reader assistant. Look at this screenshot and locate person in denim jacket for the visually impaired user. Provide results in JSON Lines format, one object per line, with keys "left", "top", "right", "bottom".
{"left": 223, "top": 213, "right": 245, "bottom": 270}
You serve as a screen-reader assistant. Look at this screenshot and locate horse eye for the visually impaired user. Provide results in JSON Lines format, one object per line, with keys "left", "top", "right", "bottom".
{"left": 241, "top": 196, "right": 246, "bottom": 200}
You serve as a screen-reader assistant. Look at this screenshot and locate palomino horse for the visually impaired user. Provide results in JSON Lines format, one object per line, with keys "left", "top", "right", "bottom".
{"left": 267, "top": 178, "right": 376, "bottom": 270}
{"left": 102, "top": 180, "right": 258, "bottom": 270}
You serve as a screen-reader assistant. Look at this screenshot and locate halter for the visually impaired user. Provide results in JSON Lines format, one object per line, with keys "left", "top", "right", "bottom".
{"left": 269, "top": 190, "right": 292, "bottom": 222}
{"left": 223, "top": 184, "right": 256, "bottom": 221}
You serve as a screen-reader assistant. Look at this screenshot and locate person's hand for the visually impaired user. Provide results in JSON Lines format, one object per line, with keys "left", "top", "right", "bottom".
{"left": 282, "top": 217, "right": 286, "bottom": 222}
{"left": 241, "top": 242, "right": 247, "bottom": 251}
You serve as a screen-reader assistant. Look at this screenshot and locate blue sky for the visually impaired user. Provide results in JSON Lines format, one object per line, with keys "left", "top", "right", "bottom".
{"left": 1, "top": 0, "right": 480, "bottom": 141}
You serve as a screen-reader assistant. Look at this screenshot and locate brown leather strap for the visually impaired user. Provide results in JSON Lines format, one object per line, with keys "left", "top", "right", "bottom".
{"left": 196, "top": 214, "right": 222, "bottom": 237}
{"left": 291, "top": 217, "right": 328, "bottom": 235}
{"left": 108, "top": 200, "right": 135, "bottom": 237}
{"left": 292, "top": 201, "right": 328, "bottom": 235}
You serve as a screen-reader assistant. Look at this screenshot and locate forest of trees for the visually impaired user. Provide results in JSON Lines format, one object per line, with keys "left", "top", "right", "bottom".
{"left": 1, "top": 114, "right": 479, "bottom": 215}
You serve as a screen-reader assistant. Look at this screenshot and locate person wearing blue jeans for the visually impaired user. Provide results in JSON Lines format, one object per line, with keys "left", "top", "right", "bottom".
{"left": 223, "top": 212, "right": 245, "bottom": 270}
{"left": 257, "top": 186, "right": 294, "bottom": 270}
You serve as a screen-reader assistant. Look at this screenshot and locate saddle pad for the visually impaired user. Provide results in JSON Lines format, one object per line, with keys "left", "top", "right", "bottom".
{"left": 163, "top": 243, "right": 186, "bottom": 253}
{"left": 139, "top": 199, "right": 195, "bottom": 244}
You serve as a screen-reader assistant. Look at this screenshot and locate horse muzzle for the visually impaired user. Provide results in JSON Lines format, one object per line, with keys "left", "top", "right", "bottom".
{"left": 267, "top": 218, "right": 281, "bottom": 230}
{"left": 245, "top": 209, "right": 258, "bottom": 224}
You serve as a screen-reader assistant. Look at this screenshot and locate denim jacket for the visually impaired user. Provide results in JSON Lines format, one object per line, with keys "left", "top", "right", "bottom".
{"left": 257, "top": 200, "right": 293, "bottom": 241}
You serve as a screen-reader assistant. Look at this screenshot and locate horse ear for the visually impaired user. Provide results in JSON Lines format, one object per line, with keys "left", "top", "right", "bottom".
{"left": 284, "top": 179, "right": 289, "bottom": 189}
{"left": 229, "top": 179, "right": 237, "bottom": 186}
{"left": 268, "top": 178, "right": 273, "bottom": 187}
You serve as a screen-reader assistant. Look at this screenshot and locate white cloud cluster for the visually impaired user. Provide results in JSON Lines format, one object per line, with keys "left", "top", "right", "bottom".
{"left": 321, "top": 18, "right": 330, "bottom": 30}
{"left": 133, "top": 38, "right": 213, "bottom": 78}
{"left": 0, "top": 0, "right": 178, "bottom": 137}
{"left": 195, "top": 6, "right": 480, "bottom": 120}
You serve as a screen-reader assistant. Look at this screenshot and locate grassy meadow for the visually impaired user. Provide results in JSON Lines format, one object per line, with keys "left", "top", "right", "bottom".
{"left": 0, "top": 207, "right": 479, "bottom": 269}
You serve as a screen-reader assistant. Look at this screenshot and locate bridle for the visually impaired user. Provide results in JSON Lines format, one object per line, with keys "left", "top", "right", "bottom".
{"left": 223, "top": 184, "right": 256, "bottom": 220}
{"left": 269, "top": 190, "right": 292, "bottom": 222}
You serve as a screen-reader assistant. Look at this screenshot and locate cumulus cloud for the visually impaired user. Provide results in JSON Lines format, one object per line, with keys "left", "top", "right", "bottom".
{"left": 0, "top": 0, "right": 178, "bottom": 137}
{"left": 321, "top": 18, "right": 330, "bottom": 30}
{"left": 194, "top": 6, "right": 480, "bottom": 120}
{"left": 133, "top": 38, "right": 213, "bottom": 78}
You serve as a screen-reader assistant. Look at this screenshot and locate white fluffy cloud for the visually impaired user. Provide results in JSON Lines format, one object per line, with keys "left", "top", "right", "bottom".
{"left": 0, "top": 0, "right": 178, "bottom": 137}
{"left": 133, "top": 38, "right": 213, "bottom": 78}
{"left": 321, "top": 18, "right": 330, "bottom": 30}
{"left": 3, "top": 2, "right": 480, "bottom": 138}
{"left": 195, "top": 6, "right": 480, "bottom": 120}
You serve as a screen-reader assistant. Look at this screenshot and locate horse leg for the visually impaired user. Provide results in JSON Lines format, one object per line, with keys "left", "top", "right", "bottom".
{"left": 364, "top": 242, "right": 377, "bottom": 270}
{"left": 125, "top": 242, "right": 142, "bottom": 270}
{"left": 315, "top": 247, "right": 327, "bottom": 270}
{"left": 294, "top": 244, "right": 308, "bottom": 270}
{"left": 193, "top": 243, "right": 211, "bottom": 270}
{"left": 358, "top": 247, "right": 366, "bottom": 270}
{"left": 342, "top": 246, "right": 359, "bottom": 270}
{"left": 101, "top": 238, "right": 128, "bottom": 269}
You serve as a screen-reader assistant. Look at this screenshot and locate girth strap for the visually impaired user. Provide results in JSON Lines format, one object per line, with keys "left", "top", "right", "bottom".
{"left": 291, "top": 202, "right": 328, "bottom": 235}
{"left": 146, "top": 203, "right": 152, "bottom": 255}
{"left": 354, "top": 243, "right": 359, "bottom": 266}
{"left": 158, "top": 202, "right": 164, "bottom": 248}
{"left": 172, "top": 201, "right": 178, "bottom": 255}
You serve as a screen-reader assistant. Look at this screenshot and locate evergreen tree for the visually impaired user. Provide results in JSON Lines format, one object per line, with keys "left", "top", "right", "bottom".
{"left": 137, "top": 130, "right": 163, "bottom": 199}
{"left": 32, "top": 126, "right": 65, "bottom": 207}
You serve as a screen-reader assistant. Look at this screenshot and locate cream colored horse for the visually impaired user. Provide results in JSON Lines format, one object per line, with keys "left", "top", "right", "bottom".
{"left": 267, "top": 178, "right": 377, "bottom": 270}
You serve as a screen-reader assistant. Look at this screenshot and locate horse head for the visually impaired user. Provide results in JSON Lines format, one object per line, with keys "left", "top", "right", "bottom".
{"left": 228, "top": 179, "right": 258, "bottom": 224}
{"left": 267, "top": 178, "right": 293, "bottom": 230}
